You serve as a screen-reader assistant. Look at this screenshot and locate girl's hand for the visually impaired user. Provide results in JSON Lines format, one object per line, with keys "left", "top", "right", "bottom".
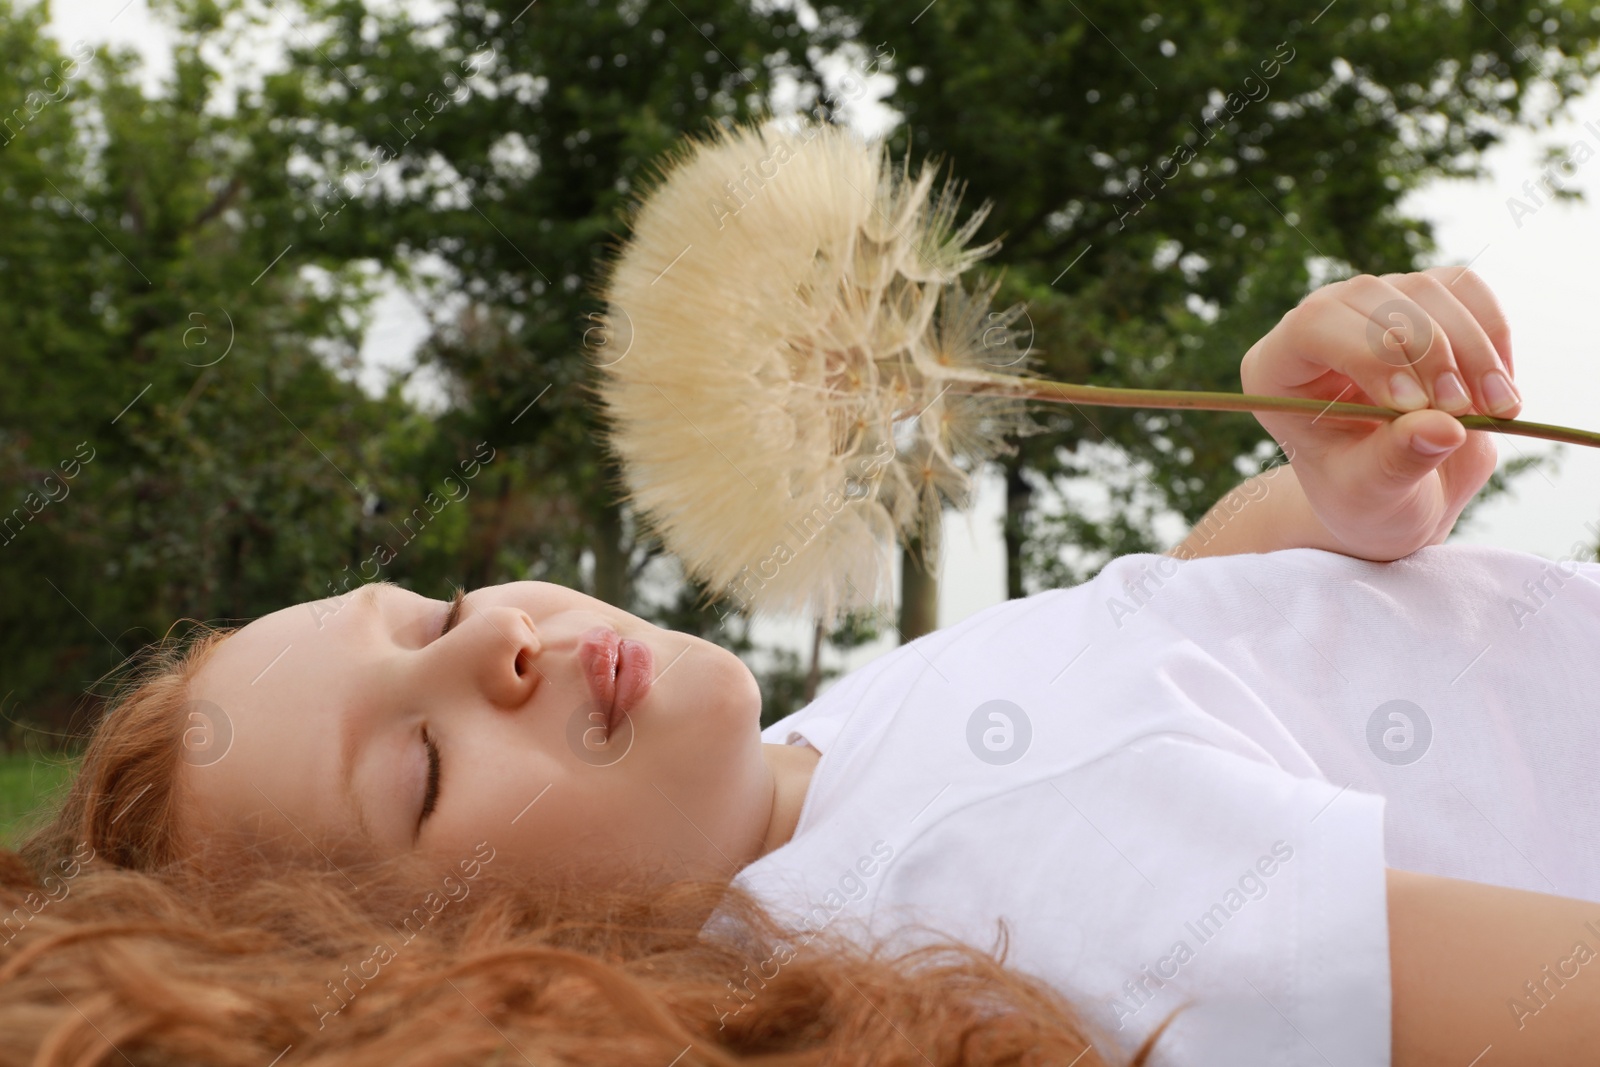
{"left": 1239, "top": 267, "right": 1521, "bottom": 562}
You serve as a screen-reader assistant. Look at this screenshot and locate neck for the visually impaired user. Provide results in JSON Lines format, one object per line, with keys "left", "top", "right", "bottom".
{"left": 754, "top": 741, "right": 821, "bottom": 859}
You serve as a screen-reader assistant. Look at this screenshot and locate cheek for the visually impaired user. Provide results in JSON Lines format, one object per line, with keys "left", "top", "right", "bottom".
{"left": 437, "top": 741, "right": 568, "bottom": 842}
{"left": 483, "top": 771, "right": 677, "bottom": 886}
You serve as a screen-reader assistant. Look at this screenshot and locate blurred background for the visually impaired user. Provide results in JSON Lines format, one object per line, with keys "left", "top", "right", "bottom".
{"left": 5, "top": 0, "right": 1600, "bottom": 839}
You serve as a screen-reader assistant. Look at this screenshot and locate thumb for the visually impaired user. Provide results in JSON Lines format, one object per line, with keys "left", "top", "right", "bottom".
{"left": 1360, "top": 408, "right": 1468, "bottom": 488}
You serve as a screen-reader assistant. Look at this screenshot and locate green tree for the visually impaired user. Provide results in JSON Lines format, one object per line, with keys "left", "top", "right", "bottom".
{"left": 813, "top": 0, "right": 1587, "bottom": 593}
{"left": 0, "top": 0, "right": 438, "bottom": 729}
{"left": 248, "top": 0, "right": 822, "bottom": 631}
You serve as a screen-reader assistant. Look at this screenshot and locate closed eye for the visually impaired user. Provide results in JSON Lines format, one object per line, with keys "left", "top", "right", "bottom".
{"left": 416, "top": 587, "right": 464, "bottom": 838}
{"left": 419, "top": 725, "right": 442, "bottom": 829}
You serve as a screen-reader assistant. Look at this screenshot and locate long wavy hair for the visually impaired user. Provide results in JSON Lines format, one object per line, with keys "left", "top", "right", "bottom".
{"left": 1, "top": 626, "right": 1176, "bottom": 1066}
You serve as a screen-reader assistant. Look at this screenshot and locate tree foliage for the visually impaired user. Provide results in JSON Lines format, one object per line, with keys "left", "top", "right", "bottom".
{"left": 0, "top": 0, "right": 415, "bottom": 728}
{"left": 2, "top": 0, "right": 1596, "bottom": 731}
{"left": 816, "top": 0, "right": 1590, "bottom": 588}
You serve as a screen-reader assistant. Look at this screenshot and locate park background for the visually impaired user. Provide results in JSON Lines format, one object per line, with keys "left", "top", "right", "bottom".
{"left": 5, "top": 0, "right": 1600, "bottom": 837}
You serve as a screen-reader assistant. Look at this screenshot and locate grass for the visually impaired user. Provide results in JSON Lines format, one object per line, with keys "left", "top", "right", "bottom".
{"left": 0, "top": 750, "right": 76, "bottom": 848}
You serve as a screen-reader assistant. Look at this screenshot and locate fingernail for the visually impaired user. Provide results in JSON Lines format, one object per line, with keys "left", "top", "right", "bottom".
{"left": 1434, "top": 371, "right": 1471, "bottom": 412}
{"left": 1482, "top": 369, "right": 1520, "bottom": 416}
{"left": 1389, "top": 372, "right": 1427, "bottom": 411}
{"left": 1411, "top": 434, "right": 1454, "bottom": 456}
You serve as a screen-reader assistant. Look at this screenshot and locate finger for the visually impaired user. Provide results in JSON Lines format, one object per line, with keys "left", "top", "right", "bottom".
{"left": 1353, "top": 408, "right": 1468, "bottom": 492}
{"left": 1248, "top": 274, "right": 1441, "bottom": 414}
{"left": 1383, "top": 272, "right": 1521, "bottom": 419}
{"left": 1242, "top": 286, "right": 1375, "bottom": 400}
{"left": 1434, "top": 423, "right": 1499, "bottom": 521}
{"left": 1241, "top": 296, "right": 1430, "bottom": 471}
{"left": 1423, "top": 265, "right": 1514, "bottom": 380}
{"left": 1330, "top": 274, "right": 1458, "bottom": 413}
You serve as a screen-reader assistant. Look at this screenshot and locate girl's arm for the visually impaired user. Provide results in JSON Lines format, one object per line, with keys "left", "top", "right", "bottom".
{"left": 1165, "top": 461, "right": 1352, "bottom": 561}
{"left": 1170, "top": 266, "right": 1519, "bottom": 563}
{"left": 1388, "top": 868, "right": 1600, "bottom": 1065}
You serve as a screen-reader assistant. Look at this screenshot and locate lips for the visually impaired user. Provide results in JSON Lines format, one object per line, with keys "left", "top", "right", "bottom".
{"left": 577, "top": 626, "right": 654, "bottom": 734}
{"left": 613, "top": 636, "right": 654, "bottom": 724}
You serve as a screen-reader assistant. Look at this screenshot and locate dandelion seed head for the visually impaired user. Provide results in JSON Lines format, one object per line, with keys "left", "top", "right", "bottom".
{"left": 595, "top": 120, "right": 1040, "bottom": 624}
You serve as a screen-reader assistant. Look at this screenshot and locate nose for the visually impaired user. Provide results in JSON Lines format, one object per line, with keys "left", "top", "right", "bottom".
{"left": 459, "top": 605, "right": 542, "bottom": 707}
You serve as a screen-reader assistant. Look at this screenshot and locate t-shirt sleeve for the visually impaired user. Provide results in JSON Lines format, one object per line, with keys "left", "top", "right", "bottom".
{"left": 869, "top": 734, "right": 1392, "bottom": 1067}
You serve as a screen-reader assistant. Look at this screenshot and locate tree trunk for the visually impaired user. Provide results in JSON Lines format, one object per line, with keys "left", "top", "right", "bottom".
{"left": 467, "top": 467, "right": 514, "bottom": 590}
{"left": 592, "top": 491, "right": 629, "bottom": 608}
{"left": 1003, "top": 454, "right": 1032, "bottom": 600}
{"left": 898, "top": 519, "right": 939, "bottom": 643}
{"left": 802, "top": 616, "right": 825, "bottom": 704}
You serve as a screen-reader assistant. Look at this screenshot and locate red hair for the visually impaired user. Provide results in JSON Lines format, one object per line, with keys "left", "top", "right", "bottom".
{"left": 0, "top": 627, "right": 1176, "bottom": 1065}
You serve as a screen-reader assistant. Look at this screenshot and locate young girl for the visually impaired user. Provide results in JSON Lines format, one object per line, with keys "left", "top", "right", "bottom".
{"left": 9, "top": 266, "right": 1594, "bottom": 1066}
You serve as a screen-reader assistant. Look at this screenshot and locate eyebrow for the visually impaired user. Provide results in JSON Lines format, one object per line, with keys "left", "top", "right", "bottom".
{"left": 336, "top": 582, "right": 392, "bottom": 847}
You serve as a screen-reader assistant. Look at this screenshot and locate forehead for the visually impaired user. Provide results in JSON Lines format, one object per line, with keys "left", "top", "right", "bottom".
{"left": 196, "top": 585, "right": 382, "bottom": 691}
{"left": 178, "top": 587, "right": 393, "bottom": 857}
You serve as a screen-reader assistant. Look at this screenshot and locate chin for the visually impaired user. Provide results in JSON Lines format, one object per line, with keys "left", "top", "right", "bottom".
{"left": 640, "top": 643, "right": 758, "bottom": 751}
{"left": 716, "top": 645, "right": 765, "bottom": 726}
{"left": 670, "top": 640, "right": 764, "bottom": 741}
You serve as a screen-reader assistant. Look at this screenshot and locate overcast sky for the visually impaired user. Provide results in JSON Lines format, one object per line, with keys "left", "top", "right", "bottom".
{"left": 40, "top": 0, "right": 1600, "bottom": 677}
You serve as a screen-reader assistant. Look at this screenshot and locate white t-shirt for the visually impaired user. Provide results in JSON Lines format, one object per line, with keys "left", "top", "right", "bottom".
{"left": 728, "top": 542, "right": 1600, "bottom": 1067}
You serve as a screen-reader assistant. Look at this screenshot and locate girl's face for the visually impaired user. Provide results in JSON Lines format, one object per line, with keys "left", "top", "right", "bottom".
{"left": 180, "top": 581, "right": 769, "bottom": 886}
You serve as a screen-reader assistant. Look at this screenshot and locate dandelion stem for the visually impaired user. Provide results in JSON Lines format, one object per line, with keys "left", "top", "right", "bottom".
{"left": 946, "top": 371, "right": 1600, "bottom": 450}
